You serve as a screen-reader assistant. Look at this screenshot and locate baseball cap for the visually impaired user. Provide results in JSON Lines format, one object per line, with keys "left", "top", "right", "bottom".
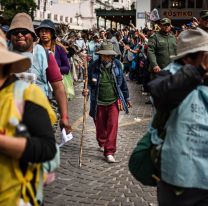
{"left": 200, "top": 10, "right": 208, "bottom": 19}
{"left": 160, "top": 18, "right": 171, "bottom": 25}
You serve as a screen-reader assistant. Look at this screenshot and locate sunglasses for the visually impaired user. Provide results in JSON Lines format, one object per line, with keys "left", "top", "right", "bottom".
{"left": 10, "top": 29, "right": 30, "bottom": 36}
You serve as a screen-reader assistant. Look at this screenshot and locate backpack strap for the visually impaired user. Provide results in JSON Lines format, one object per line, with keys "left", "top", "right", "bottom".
{"left": 13, "top": 80, "right": 30, "bottom": 116}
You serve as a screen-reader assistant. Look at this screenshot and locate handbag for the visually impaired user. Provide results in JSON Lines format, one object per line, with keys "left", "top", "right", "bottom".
{"left": 128, "top": 132, "right": 157, "bottom": 186}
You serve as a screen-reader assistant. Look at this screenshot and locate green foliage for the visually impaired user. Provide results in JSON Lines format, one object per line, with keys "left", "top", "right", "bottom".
{"left": 0, "top": 0, "right": 37, "bottom": 23}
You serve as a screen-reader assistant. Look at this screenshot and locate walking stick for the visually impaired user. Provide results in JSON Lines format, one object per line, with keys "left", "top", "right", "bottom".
{"left": 79, "top": 57, "right": 88, "bottom": 167}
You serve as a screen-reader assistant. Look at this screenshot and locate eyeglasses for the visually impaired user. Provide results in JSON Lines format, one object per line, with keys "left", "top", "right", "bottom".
{"left": 10, "top": 29, "right": 30, "bottom": 36}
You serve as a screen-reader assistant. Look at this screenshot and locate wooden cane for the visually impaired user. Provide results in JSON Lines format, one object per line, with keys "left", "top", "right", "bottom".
{"left": 79, "top": 56, "right": 88, "bottom": 167}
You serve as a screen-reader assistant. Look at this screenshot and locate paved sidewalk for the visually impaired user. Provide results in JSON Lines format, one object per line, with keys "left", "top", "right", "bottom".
{"left": 44, "top": 81, "right": 157, "bottom": 206}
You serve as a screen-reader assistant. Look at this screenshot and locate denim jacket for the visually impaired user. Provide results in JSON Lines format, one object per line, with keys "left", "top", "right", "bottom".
{"left": 88, "top": 58, "right": 130, "bottom": 118}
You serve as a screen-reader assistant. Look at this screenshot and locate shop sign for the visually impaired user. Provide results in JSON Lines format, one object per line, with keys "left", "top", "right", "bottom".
{"left": 137, "top": 12, "right": 145, "bottom": 19}
{"left": 162, "top": 9, "right": 193, "bottom": 19}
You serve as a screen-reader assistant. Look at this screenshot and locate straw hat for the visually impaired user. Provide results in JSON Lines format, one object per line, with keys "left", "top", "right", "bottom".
{"left": 171, "top": 28, "right": 208, "bottom": 61}
{"left": 0, "top": 33, "right": 31, "bottom": 73}
{"left": 7, "top": 13, "right": 37, "bottom": 40}
{"left": 96, "top": 42, "right": 117, "bottom": 56}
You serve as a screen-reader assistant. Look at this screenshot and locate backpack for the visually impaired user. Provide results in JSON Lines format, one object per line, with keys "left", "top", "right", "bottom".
{"left": 14, "top": 80, "right": 60, "bottom": 204}
{"left": 128, "top": 110, "right": 169, "bottom": 186}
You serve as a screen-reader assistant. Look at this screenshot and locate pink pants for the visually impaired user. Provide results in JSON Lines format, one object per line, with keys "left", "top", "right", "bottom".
{"left": 94, "top": 103, "right": 119, "bottom": 156}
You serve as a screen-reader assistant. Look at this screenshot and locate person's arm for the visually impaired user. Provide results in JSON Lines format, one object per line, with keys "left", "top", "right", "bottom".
{"left": 149, "top": 65, "right": 206, "bottom": 111}
{"left": 118, "top": 62, "right": 132, "bottom": 107}
{"left": 58, "top": 46, "right": 71, "bottom": 75}
{"left": 51, "top": 81, "right": 72, "bottom": 133}
{"left": 147, "top": 35, "right": 160, "bottom": 72}
{"left": 47, "top": 54, "right": 72, "bottom": 133}
{"left": 0, "top": 101, "right": 56, "bottom": 162}
{"left": 0, "top": 136, "right": 27, "bottom": 159}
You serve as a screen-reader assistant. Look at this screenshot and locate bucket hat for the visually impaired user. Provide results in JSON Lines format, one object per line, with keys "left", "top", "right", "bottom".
{"left": 160, "top": 18, "right": 171, "bottom": 25}
{"left": 171, "top": 28, "right": 208, "bottom": 61}
{"left": 0, "top": 33, "right": 31, "bottom": 73}
{"left": 7, "top": 13, "right": 37, "bottom": 40}
{"left": 35, "top": 19, "right": 56, "bottom": 39}
{"left": 200, "top": 10, "right": 208, "bottom": 19}
{"left": 96, "top": 42, "right": 117, "bottom": 56}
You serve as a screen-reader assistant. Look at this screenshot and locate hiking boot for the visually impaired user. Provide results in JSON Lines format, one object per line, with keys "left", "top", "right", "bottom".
{"left": 106, "top": 155, "right": 116, "bottom": 163}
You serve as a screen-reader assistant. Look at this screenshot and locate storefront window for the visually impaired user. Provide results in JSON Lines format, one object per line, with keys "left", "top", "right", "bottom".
{"left": 196, "top": 0, "right": 203, "bottom": 8}
{"left": 151, "top": 0, "right": 161, "bottom": 9}
{"left": 171, "top": 0, "right": 185, "bottom": 8}
{"left": 188, "top": 0, "right": 195, "bottom": 8}
{"left": 162, "top": 0, "right": 169, "bottom": 8}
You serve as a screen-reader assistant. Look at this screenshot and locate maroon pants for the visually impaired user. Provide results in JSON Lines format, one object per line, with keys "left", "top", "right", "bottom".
{"left": 94, "top": 103, "right": 119, "bottom": 156}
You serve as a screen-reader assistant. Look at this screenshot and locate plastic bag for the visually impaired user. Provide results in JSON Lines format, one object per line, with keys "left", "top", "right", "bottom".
{"left": 63, "top": 72, "right": 75, "bottom": 100}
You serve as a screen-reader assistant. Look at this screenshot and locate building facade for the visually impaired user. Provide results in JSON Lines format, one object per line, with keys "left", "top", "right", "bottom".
{"left": 153, "top": 0, "right": 208, "bottom": 24}
{"left": 34, "top": 0, "right": 96, "bottom": 29}
{"left": 136, "top": 0, "right": 208, "bottom": 28}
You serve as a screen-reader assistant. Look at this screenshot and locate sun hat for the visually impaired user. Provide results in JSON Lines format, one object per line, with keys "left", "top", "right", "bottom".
{"left": 96, "top": 42, "right": 117, "bottom": 56}
{"left": 35, "top": 19, "right": 56, "bottom": 39}
{"left": 160, "top": 18, "right": 171, "bottom": 25}
{"left": 171, "top": 28, "right": 208, "bottom": 61}
{"left": 7, "top": 13, "right": 37, "bottom": 40}
{"left": 200, "top": 10, "right": 208, "bottom": 19}
{"left": 0, "top": 33, "right": 31, "bottom": 73}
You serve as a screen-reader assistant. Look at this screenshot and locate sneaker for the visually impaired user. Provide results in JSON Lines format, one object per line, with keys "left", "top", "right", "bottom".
{"left": 106, "top": 155, "right": 116, "bottom": 163}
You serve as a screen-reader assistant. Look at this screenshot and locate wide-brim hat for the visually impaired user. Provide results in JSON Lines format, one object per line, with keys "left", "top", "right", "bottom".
{"left": 0, "top": 48, "right": 31, "bottom": 73}
{"left": 7, "top": 13, "right": 37, "bottom": 40}
{"left": 171, "top": 28, "right": 208, "bottom": 61}
{"left": 200, "top": 10, "right": 208, "bottom": 19}
{"left": 96, "top": 42, "right": 117, "bottom": 56}
{"left": 35, "top": 19, "right": 56, "bottom": 39}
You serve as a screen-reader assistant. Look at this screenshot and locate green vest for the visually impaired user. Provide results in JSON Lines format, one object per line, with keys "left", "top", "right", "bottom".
{"left": 98, "top": 67, "right": 117, "bottom": 105}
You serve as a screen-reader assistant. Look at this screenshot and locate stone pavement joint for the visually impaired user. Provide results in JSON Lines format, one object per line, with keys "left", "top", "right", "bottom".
{"left": 44, "top": 81, "right": 157, "bottom": 206}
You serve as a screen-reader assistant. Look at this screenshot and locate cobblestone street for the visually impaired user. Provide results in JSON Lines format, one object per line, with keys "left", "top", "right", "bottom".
{"left": 44, "top": 81, "right": 157, "bottom": 206}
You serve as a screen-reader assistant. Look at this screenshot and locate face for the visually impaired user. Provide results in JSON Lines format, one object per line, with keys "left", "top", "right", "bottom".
{"left": 160, "top": 24, "right": 172, "bottom": 33}
{"left": 10, "top": 29, "right": 34, "bottom": 52}
{"left": 199, "top": 16, "right": 208, "bottom": 31}
{"left": 101, "top": 55, "right": 113, "bottom": 62}
{"left": 39, "top": 28, "right": 52, "bottom": 43}
{"left": 100, "top": 31, "right": 105, "bottom": 38}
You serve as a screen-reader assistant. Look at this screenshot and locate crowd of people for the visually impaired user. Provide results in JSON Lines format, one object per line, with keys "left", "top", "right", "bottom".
{"left": 0, "top": 9, "right": 207, "bottom": 206}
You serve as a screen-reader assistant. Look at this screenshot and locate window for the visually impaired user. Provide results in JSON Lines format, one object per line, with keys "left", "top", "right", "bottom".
{"left": 171, "top": 0, "right": 185, "bottom": 8}
{"left": 47, "top": 13, "right": 51, "bottom": 19}
{"left": 70, "top": 18, "right": 73, "bottom": 23}
{"left": 54, "top": 14, "right": 58, "bottom": 21}
{"left": 114, "top": 0, "right": 119, "bottom": 2}
{"left": 60, "top": 16, "right": 63, "bottom": 21}
{"left": 188, "top": 0, "right": 194, "bottom": 8}
{"left": 65, "top": 17, "right": 68, "bottom": 22}
{"left": 162, "top": 0, "right": 168, "bottom": 8}
{"left": 196, "top": 0, "right": 203, "bottom": 8}
{"left": 151, "top": 0, "right": 161, "bottom": 9}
